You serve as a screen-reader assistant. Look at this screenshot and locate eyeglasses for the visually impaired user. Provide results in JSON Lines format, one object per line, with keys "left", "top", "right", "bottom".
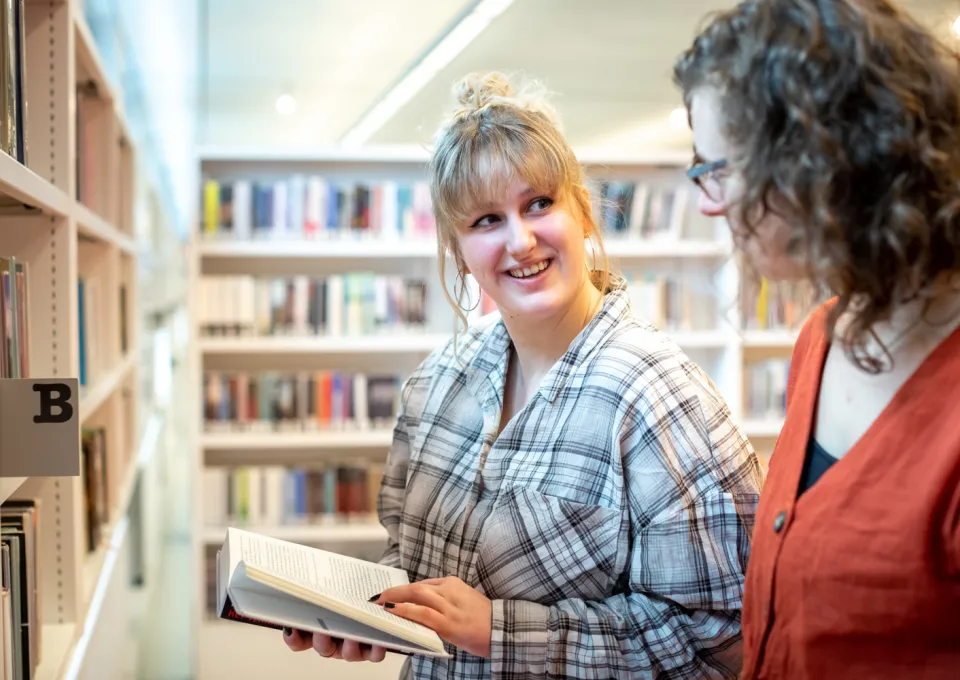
{"left": 686, "top": 156, "right": 728, "bottom": 203}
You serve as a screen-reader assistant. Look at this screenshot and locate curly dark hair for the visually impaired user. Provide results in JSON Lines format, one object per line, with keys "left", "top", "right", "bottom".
{"left": 674, "top": 0, "right": 960, "bottom": 373}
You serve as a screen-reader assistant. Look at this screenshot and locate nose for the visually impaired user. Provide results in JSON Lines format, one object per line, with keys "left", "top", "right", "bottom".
{"left": 505, "top": 215, "right": 536, "bottom": 256}
{"left": 698, "top": 190, "right": 726, "bottom": 217}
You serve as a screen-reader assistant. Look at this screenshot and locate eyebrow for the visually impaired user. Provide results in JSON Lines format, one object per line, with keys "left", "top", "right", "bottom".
{"left": 472, "top": 185, "right": 539, "bottom": 213}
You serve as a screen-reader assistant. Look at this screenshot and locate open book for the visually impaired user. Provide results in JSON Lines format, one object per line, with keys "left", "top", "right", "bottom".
{"left": 215, "top": 527, "right": 449, "bottom": 658}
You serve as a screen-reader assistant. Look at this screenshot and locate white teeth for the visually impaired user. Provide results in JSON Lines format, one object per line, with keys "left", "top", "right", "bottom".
{"left": 509, "top": 260, "right": 549, "bottom": 278}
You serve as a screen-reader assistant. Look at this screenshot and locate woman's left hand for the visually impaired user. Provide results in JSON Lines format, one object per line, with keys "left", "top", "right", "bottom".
{"left": 370, "top": 576, "right": 492, "bottom": 658}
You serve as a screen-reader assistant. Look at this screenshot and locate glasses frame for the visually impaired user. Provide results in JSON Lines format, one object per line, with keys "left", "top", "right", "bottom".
{"left": 687, "top": 157, "right": 729, "bottom": 202}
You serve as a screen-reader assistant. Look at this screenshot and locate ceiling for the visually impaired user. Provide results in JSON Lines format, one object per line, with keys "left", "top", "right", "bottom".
{"left": 199, "top": 0, "right": 960, "bottom": 153}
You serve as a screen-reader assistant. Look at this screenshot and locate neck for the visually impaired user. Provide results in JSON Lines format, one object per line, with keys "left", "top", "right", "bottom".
{"left": 500, "top": 278, "right": 604, "bottom": 387}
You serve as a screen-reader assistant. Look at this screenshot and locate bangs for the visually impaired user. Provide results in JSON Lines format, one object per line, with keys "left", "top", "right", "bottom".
{"left": 432, "top": 130, "right": 570, "bottom": 227}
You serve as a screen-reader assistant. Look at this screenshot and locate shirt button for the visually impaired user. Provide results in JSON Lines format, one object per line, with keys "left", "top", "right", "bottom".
{"left": 773, "top": 511, "right": 787, "bottom": 533}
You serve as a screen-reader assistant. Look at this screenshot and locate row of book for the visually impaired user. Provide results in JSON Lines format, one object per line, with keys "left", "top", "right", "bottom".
{"left": 197, "top": 175, "right": 700, "bottom": 245}
{"left": 592, "top": 181, "right": 690, "bottom": 241}
{"left": 78, "top": 268, "right": 131, "bottom": 388}
{"left": 197, "top": 273, "right": 428, "bottom": 338}
{"left": 741, "top": 277, "right": 820, "bottom": 331}
{"left": 201, "top": 177, "right": 436, "bottom": 242}
{"left": 1, "top": 257, "right": 28, "bottom": 379}
{"left": 744, "top": 358, "right": 790, "bottom": 421}
{"left": 202, "top": 463, "right": 384, "bottom": 528}
{"left": 625, "top": 274, "right": 706, "bottom": 333}
{"left": 203, "top": 371, "right": 401, "bottom": 432}
{"left": 1, "top": 499, "right": 40, "bottom": 680}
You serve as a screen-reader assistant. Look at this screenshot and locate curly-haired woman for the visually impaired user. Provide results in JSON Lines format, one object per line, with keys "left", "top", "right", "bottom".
{"left": 675, "top": 0, "right": 960, "bottom": 677}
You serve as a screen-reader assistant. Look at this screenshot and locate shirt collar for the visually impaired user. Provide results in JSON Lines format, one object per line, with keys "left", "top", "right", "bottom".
{"left": 463, "top": 273, "right": 631, "bottom": 408}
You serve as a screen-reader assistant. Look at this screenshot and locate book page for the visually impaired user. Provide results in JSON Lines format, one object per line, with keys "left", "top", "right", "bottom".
{"left": 232, "top": 528, "right": 435, "bottom": 638}
{"left": 235, "top": 529, "right": 405, "bottom": 604}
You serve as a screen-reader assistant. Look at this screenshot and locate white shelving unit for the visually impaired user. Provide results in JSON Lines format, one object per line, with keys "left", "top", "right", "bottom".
{"left": 0, "top": 2, "right": 186, "bottom": 679}
{"left": 188, "top": 147, "right": 801, "bottom": 679}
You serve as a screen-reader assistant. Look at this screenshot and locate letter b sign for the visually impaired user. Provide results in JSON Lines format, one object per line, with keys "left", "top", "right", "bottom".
{"left": 33, "top": 383, "right": 74, "bottom": 423}
{"left": 0, "top": 377, "right": 80, "bottom": 477}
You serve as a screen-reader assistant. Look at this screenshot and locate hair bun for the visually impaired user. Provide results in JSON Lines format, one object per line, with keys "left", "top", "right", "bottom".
{"left": 449, "top": 71, "right": 561, "bottom": 129}
{"left": 454, "top": 72, "right": 515, "bottom": 111}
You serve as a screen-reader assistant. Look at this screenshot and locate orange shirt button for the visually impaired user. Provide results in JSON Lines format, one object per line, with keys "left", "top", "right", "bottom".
{"left": 773, "top": 510, "right": 787, "bottom": 533}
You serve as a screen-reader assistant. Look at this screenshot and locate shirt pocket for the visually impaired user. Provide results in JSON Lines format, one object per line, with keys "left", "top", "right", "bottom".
{"left": 474, "top": 484, "right": 623, "bottom": 603}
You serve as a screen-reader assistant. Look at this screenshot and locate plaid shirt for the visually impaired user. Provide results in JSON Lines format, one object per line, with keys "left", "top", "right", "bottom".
{"left": 378, "top": 275, "right": 764, "bottom": 679}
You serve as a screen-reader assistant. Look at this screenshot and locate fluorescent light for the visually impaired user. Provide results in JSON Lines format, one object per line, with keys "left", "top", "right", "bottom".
{"left": 953, "top": 14, "right": 960, "bottom": 37}
{"left": 276, "top": 94, "right": 296, "bottom": 116}
{"left": 340, "top": 0, "right": 516, "bottom": 147}
{"left": 669, "top": 107, "right": 689, "bottom": 130}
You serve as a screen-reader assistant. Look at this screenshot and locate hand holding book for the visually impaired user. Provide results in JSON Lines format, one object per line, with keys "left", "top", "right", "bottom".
{"left": 280, "top": 575, "right": 494, "bottom": 661}
{"left": 282, "top": 626, "right": 388, "bottom": 662}
{"left": 369, "top": 577, "right": 493, "bottom": 659}
{"left": 216, "top": 528, "right": 453, "bottom": 658}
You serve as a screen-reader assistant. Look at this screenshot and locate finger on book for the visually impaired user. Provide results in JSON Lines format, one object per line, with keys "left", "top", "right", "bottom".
{"left": 282, "top": 628, "right": 314, "bottom": 652}
{"left": 378, "top": 582, "right": 453, "bottom": 614}
{"left": 383, "top": 601, "right": 447, "bottom": 636}
{"left": 368, "top": 645, "right": 387, "bottom": 663}
{"left": 312, "top": 633, "right": 341, "bottom": 659}
{"left": 340, "top": 638, "right": 368, "bottom": 662}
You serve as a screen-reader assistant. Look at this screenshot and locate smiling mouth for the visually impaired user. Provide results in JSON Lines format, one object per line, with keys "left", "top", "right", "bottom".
{"left": 507, "top": 259, "right": 552, "bottom": 279}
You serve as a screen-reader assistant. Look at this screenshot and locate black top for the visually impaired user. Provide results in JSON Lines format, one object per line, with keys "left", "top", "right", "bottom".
{"left": 797, "top": 437, "right": 838, "bottom": 496}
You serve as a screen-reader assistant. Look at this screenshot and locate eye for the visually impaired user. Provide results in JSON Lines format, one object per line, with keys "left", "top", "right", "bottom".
{"left": 469, "top": 213, "right": 500, "bottom": 229}
{"left": 527, "top": 197, "right": 553, "bottom": 213}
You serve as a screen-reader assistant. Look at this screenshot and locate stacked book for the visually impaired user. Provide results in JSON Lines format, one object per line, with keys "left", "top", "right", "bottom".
{"left": 203, "top": 370, "right": 401, "bottom": 433}
{"left": 2, "top": 499, "right": 41, "bottom": 680}
{"left": 197, "top": 273, "right": 428, "bottom": 338}
{"left": 201, "top": 176, "right": 436, "bottom": 242}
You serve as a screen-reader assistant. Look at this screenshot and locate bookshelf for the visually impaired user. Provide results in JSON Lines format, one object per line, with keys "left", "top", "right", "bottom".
{"left": 0, "top": 2, "right": 186, "bottom": 679}
{"left": 188, "top": 145, "right": 809, "bottom": 678}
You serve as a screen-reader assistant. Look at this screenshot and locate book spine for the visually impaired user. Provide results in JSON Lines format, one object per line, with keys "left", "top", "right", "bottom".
{"left": 219, "top": 594, "right": 283, "bottom": 632}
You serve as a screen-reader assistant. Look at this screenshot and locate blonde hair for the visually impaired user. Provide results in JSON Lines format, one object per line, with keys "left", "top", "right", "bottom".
{"left": 428, "top": 71, "right": 610, "bottom": 338}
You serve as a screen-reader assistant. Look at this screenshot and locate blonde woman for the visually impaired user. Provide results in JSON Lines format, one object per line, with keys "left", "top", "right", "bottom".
{"left": 284, "top": 72, "right": 763, "bottom": 679}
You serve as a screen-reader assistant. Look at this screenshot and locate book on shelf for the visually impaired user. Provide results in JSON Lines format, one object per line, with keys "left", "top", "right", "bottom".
{"left": 744, "top": 358, "right": 790, "bottom": 422}
{"left": 741, "top": 277, "right": 819, "bottom": 331}
{"left": 77, "top": 275, "right": 104, "bottom": 388}
{"left": 76, "top": 81, "right": 100, "bottom": 208}
{"left": 80, "top": 427, "right": 108, "bottom": 554}
{"left": 1, "top": 498, "right": 41, "bottom": 680}
{"left": 197, "top": 273, "right": 427, "bottom": 338}
{"left": 201, "top": 176, "right": 436, "bottom": 242}
{"left": 215, "top": 527, "right": 449, "bottom": 658}
{"left": 625, "top": 274, "right": 698, "bottom": 333}
{"left": 0, "top": 256, "right": 28, "bottom": 379}
{"left": 591, "top": 180, "right": 690, "bottom": 240}
{"left": 0, "top": 0, "right": 28, "bottom": 165}
{"left": 203, "top": 370, "right": 401, "bottom": 433}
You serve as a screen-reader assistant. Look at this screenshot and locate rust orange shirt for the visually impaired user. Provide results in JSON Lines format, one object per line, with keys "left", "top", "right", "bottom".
{"left": 741, "top": 301, "right": 960, "bottom": 679}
